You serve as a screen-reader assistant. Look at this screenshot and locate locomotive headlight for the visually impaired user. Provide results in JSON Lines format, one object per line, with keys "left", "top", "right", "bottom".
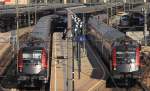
{"left": 128, "top": 60, "right": 131, "bottom": 64}
{"left": 18, "top": 76, "right": 27, "bottom": 80}
{"left": 113, "top": 67, "right": 116, "bottom": 70}
{"left": 39, "top": 76, "right": 45, "bottom": 80}
{"left": 131, "top": 59, "right": 135, "bottom": 63}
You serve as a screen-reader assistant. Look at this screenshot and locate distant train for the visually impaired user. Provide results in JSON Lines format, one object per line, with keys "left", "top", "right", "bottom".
{"left": 119, "top": 12, "right": 144, "bottom": 28}
{"left": 17, "top": 15, "right": 58, "bottom": 87}
{"left": 52, "top": 15, "right": 67, "bottom": 32}
{"left": 87, "top": 16, "right": 141, "bottom": 76}
{"left": 119, "top": 14, "right": 130, "bottom": 26}
{"left": 130, "top": 12, "right": 144, "bottom": 26}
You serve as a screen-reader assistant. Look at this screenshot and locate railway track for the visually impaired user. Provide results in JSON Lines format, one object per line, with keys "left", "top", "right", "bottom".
{"left": 18, "top": 86, "right": 46, "bottom": 91}
{"left": 0, "top": 27, "right": 33, "bottom": 91}
{"left": 84, "top": 41, "right": 112, "bottom": 91}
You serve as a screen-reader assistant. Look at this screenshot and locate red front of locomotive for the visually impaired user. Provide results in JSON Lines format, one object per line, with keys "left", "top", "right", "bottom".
{"left": 17, "top": 47, "right": 49, "bottom": 86}
{"left": 112, "top": 41, "right": 140, "bottom": 73}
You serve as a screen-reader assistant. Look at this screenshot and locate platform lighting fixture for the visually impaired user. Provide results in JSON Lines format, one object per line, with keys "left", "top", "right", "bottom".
{"left": 77, "top": 18, "right": 81, "bottom": 22}
{"left": 142, "top": 8, "right": 144, "bottom": 13}
{"left": 77, "top": 20, "right": 80, "bottom": 24}
{"left": 79, "top": 22, "right": 83, "bottom": 28}
{"left": 71, "top": 15, "right": 74, "bottom": 19}
{"left": 74, "top": 17, "right": 78, "bottom": 22}
{"left": 75, "top": 18, "right": 79, "bottom": 22}
{"left": 75, "top": 24, "right": 78, "bottom": 28}
{"left": 74, "top": 27, "right": 78, "bottom": 32}
{"left": 123, "top": 0, "right": 126, "bottom": 3}
{"left": 79, "top": 22, "right": 82, "bottom": 26}
{"left": 73, "top": 18, "right": 76, "bottom": 22}
{"left": 77, "top": 17, "right": 80, "bottom": 20}
{"left": 45, "top": 0, "right": 48, "bottom": 5}
{"left": 84, "top": 0, "right": 86, "bottom": 3}
{"left": 74, "top": 19, "right": 78, "bottom": 23}
{"left": 103, "top": 0, "right": 107, "bottom": 3}
{"left": 76, "top": 18, "right": 79, "bottom": 23}
{"left": 74, "top": 16, "right": 77, "bottom": 20}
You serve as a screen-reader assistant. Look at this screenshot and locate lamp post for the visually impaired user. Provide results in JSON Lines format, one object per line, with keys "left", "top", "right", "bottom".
{"left": 84, "top": 0, "right": 86, "bottom": 3}
{"left": 144, "top": 0, "right": 149, "bottom": 45}
{"left": 27, "top": 0, "right": 31, "bottom": 26}
{"left": 123, "top": 0, "right": 126, "bottom": 12}
{"left": 115, "top": 0, "right": 117, "bottom": 15}
{"left": 110, "top": 0, "right": 112, "bottom": 17}
{"left": 67, "top": 10, "right": 73, "bottom": 91}
{"left": 45, "top": 0, "right": 48, "bottom": 4}
{"left": 15, "top": 0, "right": 19, "bottom": 50}
{"left": 129, "top": 0, "right": 131, "bottom": 11}
{"left": 64, "top": 0, "right": 67, "bottom": 4}
{"left": 104, "top": 0, "right": 109, "bottom": 24}
{"left": 15, "top": 0, "right": 19, "bottom": 75}
{"left": 34, "top": 0, "right": 37, "bottom": 24}
{"left": 131, "top": 0, "right": 134, "bottom": 9}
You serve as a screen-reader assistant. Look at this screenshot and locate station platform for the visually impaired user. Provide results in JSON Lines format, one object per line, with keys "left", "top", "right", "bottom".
{"left": 50, "top": 32, "right": 112, "bottom": 91}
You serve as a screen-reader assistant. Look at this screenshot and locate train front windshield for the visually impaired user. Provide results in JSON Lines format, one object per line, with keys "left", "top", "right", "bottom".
{"left": 121, "top": 15, "right": 129, "bottom": 21}
{"left": 116, "top": 46, "right": 136, "bottom": 64}
{"left": 120, "top": 15, "right": 129, "bottom": 26}
{"left": 23, "top": 50, "right": 42, "bottom": 64}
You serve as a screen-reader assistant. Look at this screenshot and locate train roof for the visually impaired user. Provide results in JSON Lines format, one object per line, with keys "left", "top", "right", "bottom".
{"left": 55, "top": 10, "right": 67, "bottom": 16}
{"left": 113, "top": 36, "right": 140, "bottom": 47}
{"left": 88, "top": 17, "right": 125, "bottom": 43}
{"left": 31, "top": 15, "right": 59, "bottom": 41}
{"left": 21, "top": 47, "right": 44, "bottom": 52}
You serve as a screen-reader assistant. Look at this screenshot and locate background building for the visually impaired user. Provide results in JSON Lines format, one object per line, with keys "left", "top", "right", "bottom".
{"left": 0, "top": 0, "right": 116, "bottom": 5}
{"left": 0, "top": 0, "right": 27, "bottom": 5}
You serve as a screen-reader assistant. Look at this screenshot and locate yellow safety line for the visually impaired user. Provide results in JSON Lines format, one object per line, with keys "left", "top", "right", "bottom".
{"left": 88, "top": 80, "right": 105, "bottom": 91}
